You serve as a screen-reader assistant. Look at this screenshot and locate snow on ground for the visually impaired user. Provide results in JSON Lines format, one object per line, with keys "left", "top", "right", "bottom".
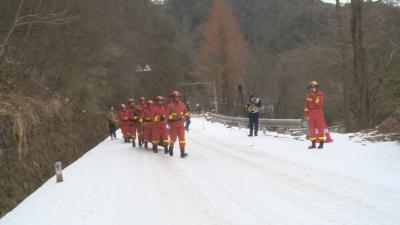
{"left": 1, "top": 118, "right": 399, "bottom": 225}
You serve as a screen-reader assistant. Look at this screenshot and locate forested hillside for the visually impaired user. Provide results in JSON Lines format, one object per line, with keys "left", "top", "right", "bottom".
{"left": 168, "top": 0, "right": 400, "bottom": 131}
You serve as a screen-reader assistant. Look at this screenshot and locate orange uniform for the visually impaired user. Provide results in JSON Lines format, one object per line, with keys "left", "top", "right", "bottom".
{"left": 141, "top": 107, "right": 153, "bottom": 147}
{"left": 151, "top": 105, "right": 169, "bottom": 148}
{"left": 118, "top": 108, "right": 130, "bottom": 140}
{"left": 304, "top": 91, "right": 326, "bottom": 142}
{"left": 167, "top": 101, "right": 189, "bottom": 149}
{"left": 137, "top": 102, "right": 147, "bottom": 143}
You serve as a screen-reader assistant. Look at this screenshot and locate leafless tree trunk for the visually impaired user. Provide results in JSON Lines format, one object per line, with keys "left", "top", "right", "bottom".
{"left": 351, "top": 0, "right": 370, "bottom": 128}
{"left": 336, "top": 0, "right": 352, "bottom": 131}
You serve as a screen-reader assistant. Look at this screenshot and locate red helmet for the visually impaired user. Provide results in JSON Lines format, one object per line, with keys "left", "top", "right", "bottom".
{"left": 140, "top": 96, "right": 146, "bottom": 102}
{"left": 155, "top": 96, "right": 165, "bottom": 101}
{"left": 120, "top": 103, "right": 126, "bottom": 109}
{"left": 147, "top": 100, "right": 154, "bottom": 105}
{"left": 128, "top": 98, "right": 134, "bottom": 103}
{"left": 171, "top": 90, "right": 181, "bottom": 97}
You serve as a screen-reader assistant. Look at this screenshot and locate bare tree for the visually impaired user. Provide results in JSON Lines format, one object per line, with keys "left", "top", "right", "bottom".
{"left": 351, "top": 0, "right": 370, "bottom": 128}
{"left": 0, "top": 0, "right": 74, "bottom": 61}
{"left": 336, "top": 0, "right": 352, "bottom": 131}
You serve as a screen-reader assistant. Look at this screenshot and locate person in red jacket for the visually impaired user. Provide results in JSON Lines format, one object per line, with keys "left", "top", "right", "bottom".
{"left": 117, "top": 104, "right": 130, "bottom": 143}
{"left": 151, "top": 96, "right": 169, "bottom": 154}
{"left": 304, "top": 81, "right": 327, "bottom": 149}
{"left": 141, "top": 99, "right": 154, "bottom": 149}
{"left": 136, "top": 96, "right": 147, "bottom": 147}
{"left": 167, "top": 91, "right": 189, "bottom": 158}
{"left": 127, "top": 98, "right": 140, "bottom": 147}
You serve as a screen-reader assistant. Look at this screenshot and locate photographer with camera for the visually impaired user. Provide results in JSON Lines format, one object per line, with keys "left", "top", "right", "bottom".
{"left": 246, "top": 95, "right": 261, "bottom": 137}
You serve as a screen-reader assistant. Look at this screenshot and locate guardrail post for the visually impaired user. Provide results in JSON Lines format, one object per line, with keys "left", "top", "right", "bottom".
{"left": 55, "top": 162, "right": 63, "bottom": 183}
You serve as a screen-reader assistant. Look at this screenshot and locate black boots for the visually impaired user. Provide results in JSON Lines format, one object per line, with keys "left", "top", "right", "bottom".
{"left": 139, "top": 139, "right": 143, "bottom": 147}
{"left": 132, "top": 140, "right": 136, "bottom": 147}
{"left": 180, "top": 149, "right": 188, "bottom": 158}
{"left": 167, "top": 146, "right": 188, "bottom": 158}
{"left": 308, "top": 141, "right": 316, "bottom": 149}
{"left": 308, "top": 141, "right": 324, "bottom": 149}
{"left": 164, "top": 146, "right": 168, "bottom": 154}
{"left": 144, "top": 142, "right": 148, "bottom": 149}
{"left": 153, "top": 144, "right": 158, "bottom": 153}
{"left": 318, "top": 141, "right": 324, "bottom": 149}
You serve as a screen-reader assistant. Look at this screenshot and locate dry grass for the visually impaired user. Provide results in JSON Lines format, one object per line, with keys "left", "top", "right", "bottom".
{"left": 0, "top": 101, "right": 27, "bottom": 160}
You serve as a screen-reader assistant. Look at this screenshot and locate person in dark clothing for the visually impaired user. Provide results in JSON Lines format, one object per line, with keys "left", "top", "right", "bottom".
{"left": 185, "top": 101, "right": 191, "bottom": 131}
{"left": 107, "top": 105, "right": 118, "bottom": 140}
{"left": 246, "top": 95, "right": 261, "bottom": 136}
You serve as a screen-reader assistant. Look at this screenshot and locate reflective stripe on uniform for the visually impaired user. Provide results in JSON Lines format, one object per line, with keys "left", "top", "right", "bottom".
{"left": 307, "top": 98, "right": 313, "bottom": 102}
{"left": 315, "top": 97, "right": 320, "bottom": 104}
{"left": 179, "top": 140, "right": 186, "bottom": 144}
{"left": 309, "top": 137, "right": 317, "bottom": 141}
{"left": 304, "top": 108, "right": 309, "bottom": 112}
{"left": 168, "top": 113, "right": 177, "bottom": 120}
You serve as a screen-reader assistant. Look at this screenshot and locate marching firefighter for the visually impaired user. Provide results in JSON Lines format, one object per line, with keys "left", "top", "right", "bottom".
{"left": 117, "top": 104, "right": 130, "bottom": 143}
{"left": 136, "top": 97, "right": 147, "bottom": 147}
{"left": 141, "top": 99, "right": 154, "bottom": 149}
{"left": 127, "top": 98, "right": 139, "bottom": 147}
{"left": 151, "top": 96, "right": 169, "bottom": 154}
{"left": 304, "top": 80, "right": 328, "bottom": 149}
{"left": 167, "top": 91, "right": 189, "bottom": 158}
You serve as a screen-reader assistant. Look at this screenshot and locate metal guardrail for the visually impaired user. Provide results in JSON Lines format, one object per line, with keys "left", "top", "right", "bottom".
{"left": 207, "top": 113, "right": 308, "bottom": 129}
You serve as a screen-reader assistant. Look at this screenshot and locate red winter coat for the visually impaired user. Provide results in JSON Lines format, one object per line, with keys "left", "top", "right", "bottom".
{"left": 304, "top": 91, "right": 324, "bottom": 117}
{"left": 151, "top": 105, "right": 167, "bottom": 122}
{"left": 166, "top": 101, "right": 189, "bottom": 128}
{"left": 141, "top": 108, "right": 153, "bottom": 128}
{"left": 128, "top": 106, "right": 140, "bottom": 122}
{"left": 118, "top": 109, "right": 129, "bottom": 122}
{"left": 137, "top": 103, "right": 147, "bottom": 113}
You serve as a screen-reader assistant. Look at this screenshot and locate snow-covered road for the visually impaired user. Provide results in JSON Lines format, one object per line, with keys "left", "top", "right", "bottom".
{"left": 1, "top": 118, "right": 399, "bottom": 225}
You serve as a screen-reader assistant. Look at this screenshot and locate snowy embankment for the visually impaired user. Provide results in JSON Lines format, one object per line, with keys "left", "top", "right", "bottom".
{"left": 0, "top": 118, "right": 399, "bottom": 225}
